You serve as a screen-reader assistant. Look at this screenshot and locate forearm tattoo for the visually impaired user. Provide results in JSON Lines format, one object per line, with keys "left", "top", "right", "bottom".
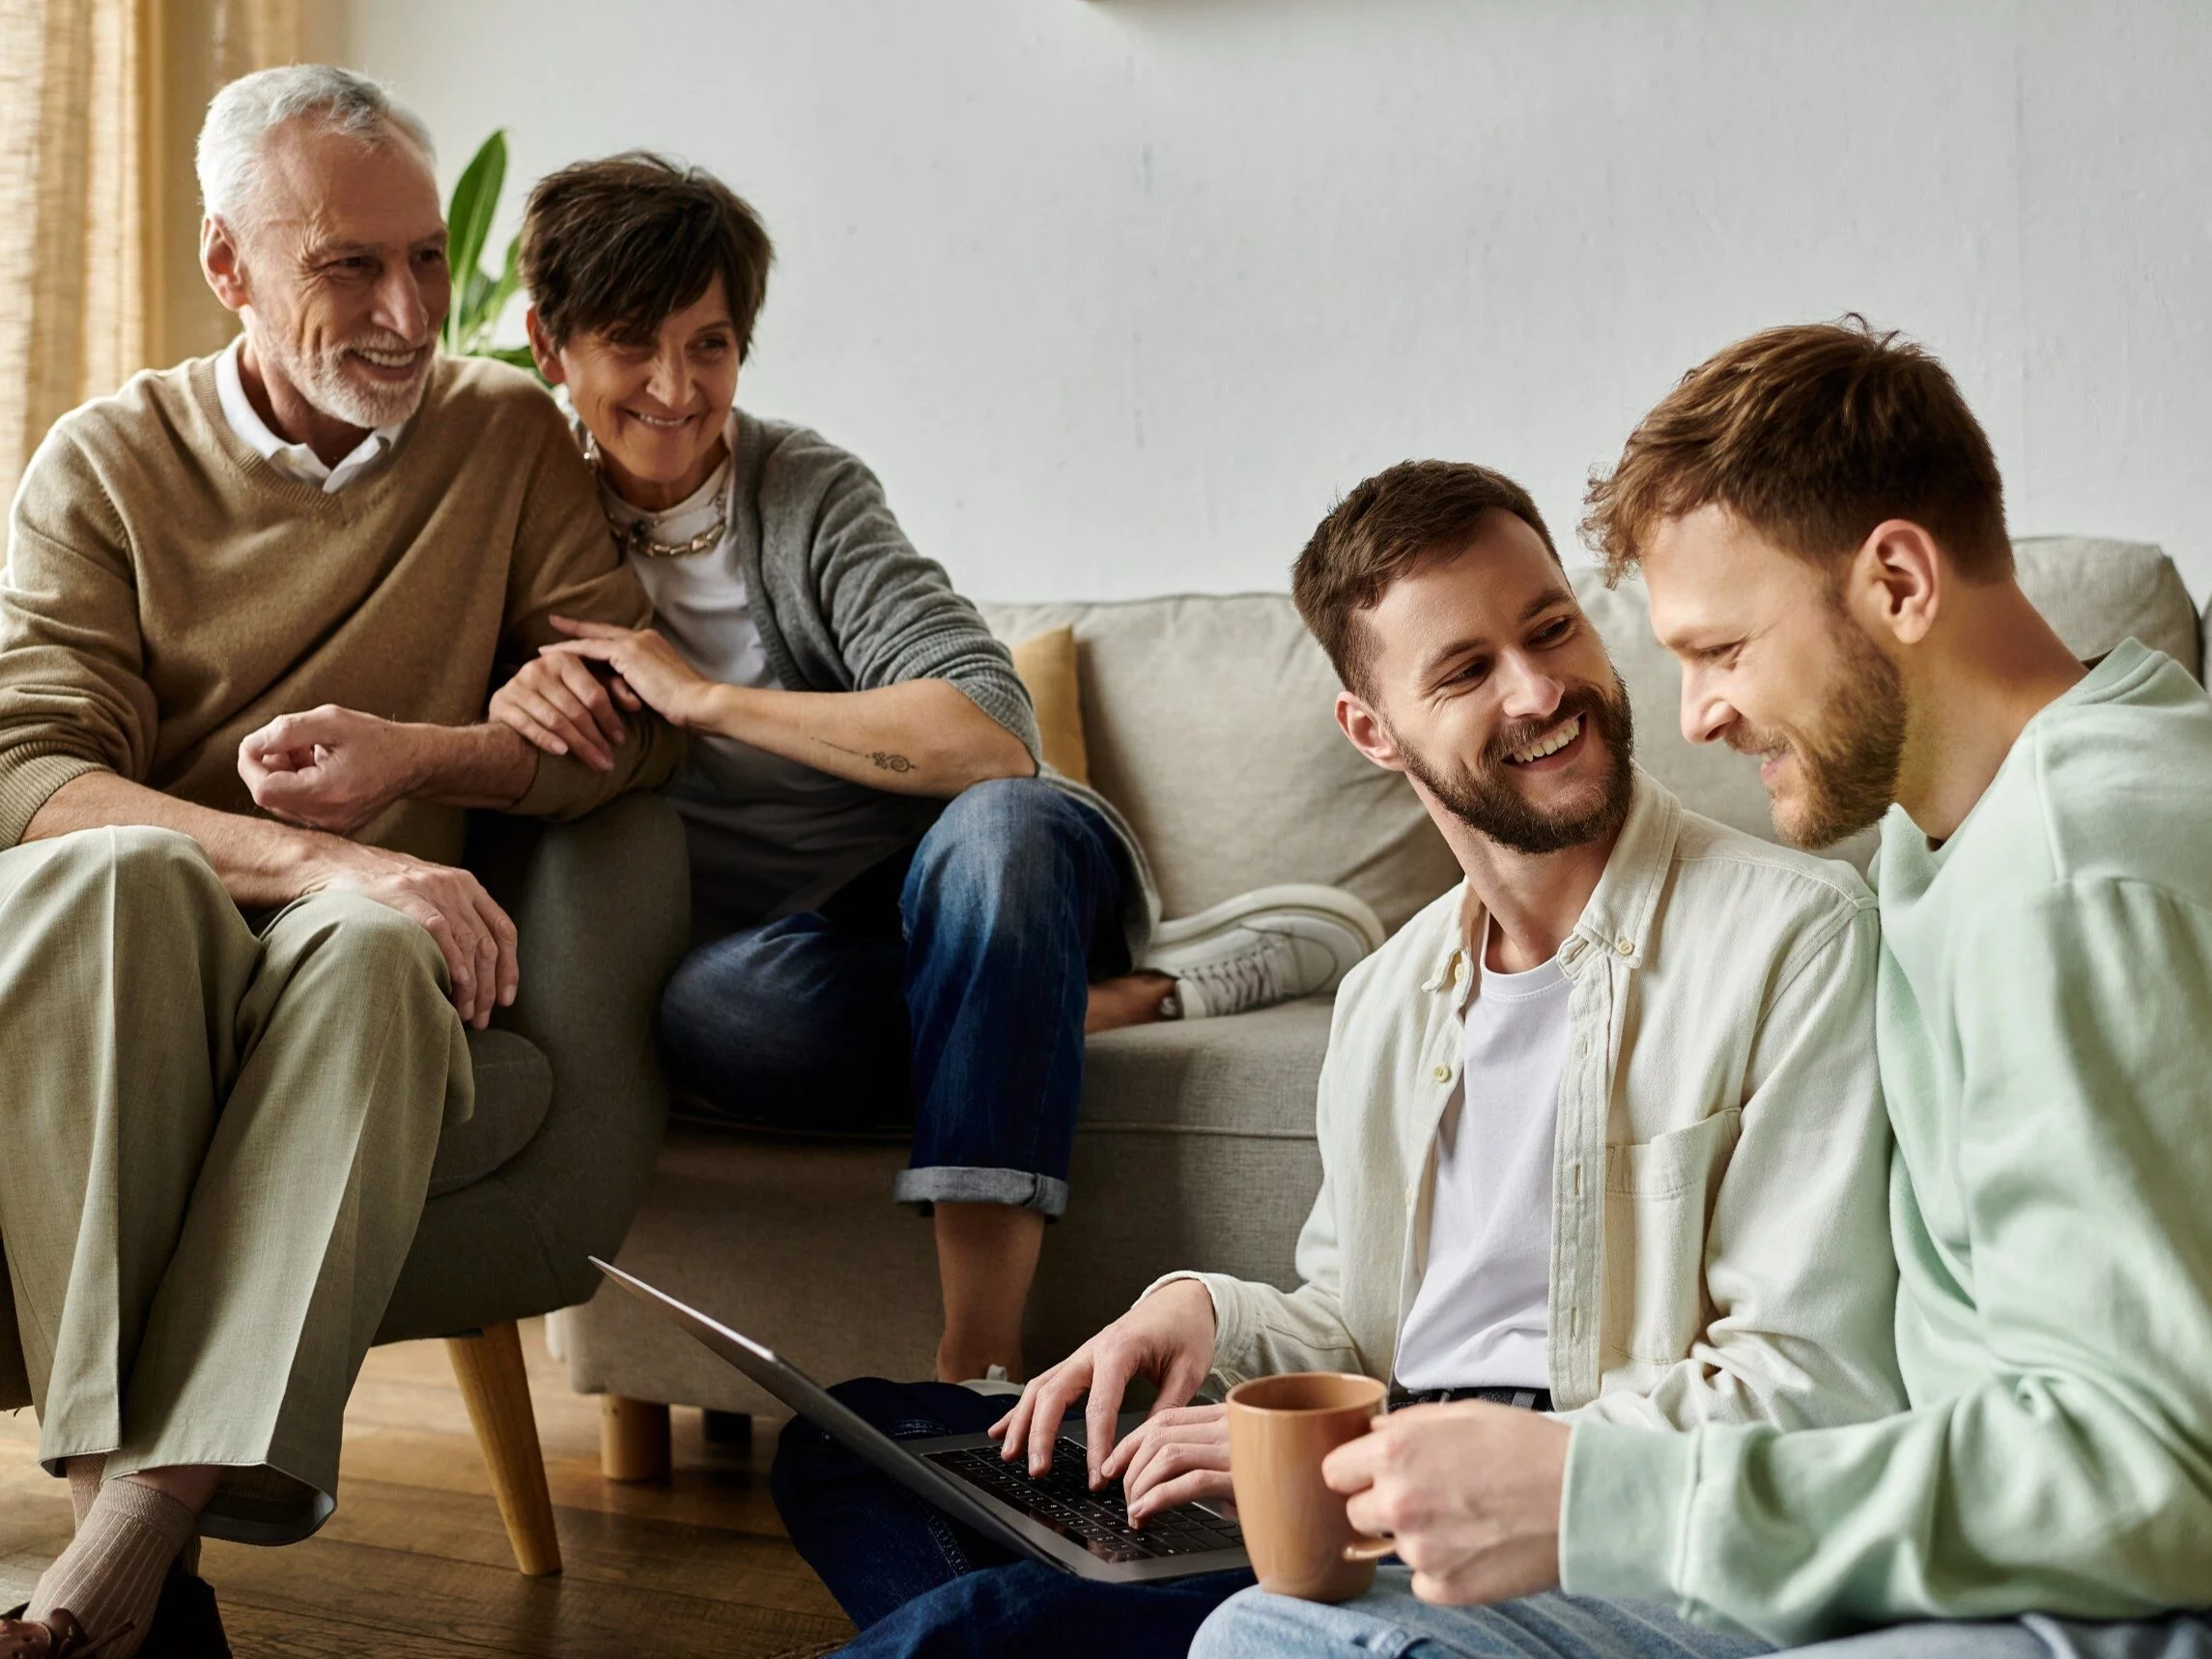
{"left": 821, "top": 735, "right": 917, "bottom": 774}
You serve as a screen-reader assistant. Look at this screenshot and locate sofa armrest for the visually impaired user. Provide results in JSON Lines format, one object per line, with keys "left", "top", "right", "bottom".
{"left": 376, "top": 791, "right": 692, "bottom": 1342}
{"left": 481, "top": 789, "right": 692, "bottom": 1293}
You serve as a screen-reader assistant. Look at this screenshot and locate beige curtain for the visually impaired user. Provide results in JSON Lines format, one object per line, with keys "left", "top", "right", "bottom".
{"left": 0, "top": 0, "right": 309, "bottom": 512}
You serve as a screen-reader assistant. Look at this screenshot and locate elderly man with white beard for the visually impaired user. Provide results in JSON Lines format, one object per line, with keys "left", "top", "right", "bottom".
{"left": 0, "top": 66, "right": 676, "bottom": 1658}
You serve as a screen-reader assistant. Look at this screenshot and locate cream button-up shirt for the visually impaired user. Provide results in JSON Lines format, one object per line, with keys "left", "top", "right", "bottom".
{"left": 1156, "top": 770, "right": 1904, "bottom": 1431}
{"left": 214, "top": 337, "right": 406, "bottom": 493}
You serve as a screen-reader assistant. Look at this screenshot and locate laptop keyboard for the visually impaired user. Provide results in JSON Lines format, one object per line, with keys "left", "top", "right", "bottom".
{"left": 926, "top": 1440, "right": 1245, "bottom": 1564}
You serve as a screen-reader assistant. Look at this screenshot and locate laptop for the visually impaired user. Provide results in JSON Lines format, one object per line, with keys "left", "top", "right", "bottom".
{"left": 591, "top": 1258, "right": 1249, "bottom": 1583}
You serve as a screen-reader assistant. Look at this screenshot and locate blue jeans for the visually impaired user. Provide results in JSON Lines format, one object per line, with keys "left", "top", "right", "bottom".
{"left": 1191, "top": 1576, "right": 2212, "bottom": 1659}
{"left": 771, "top": 1378, "right": 1255, "bottom": 1658}
{"left": 659, "top": 778, "right": 1132, "bottom": 1215}
{"left": 1191, "top": 1578, "right": 1771, "bottom": 1659}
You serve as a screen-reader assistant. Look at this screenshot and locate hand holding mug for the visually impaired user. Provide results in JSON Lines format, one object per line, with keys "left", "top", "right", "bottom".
{"left": 1322, "top": 1399, "right": 1569, "bottom": 1606}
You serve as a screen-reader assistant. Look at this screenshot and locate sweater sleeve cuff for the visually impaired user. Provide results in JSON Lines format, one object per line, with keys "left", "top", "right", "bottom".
{"left": 1559, "top": 1418, "right": 1694, "bottom": 1603}
{"left": 0, "top": 754, "right": 107, "bottom": 848}
{"left": 512, "top": 750, "right": 602, "bottom": 819}
{"left": 953, "top": 674, "right": 1043, "bottom": 763}
{"left": 512, "top": 720, "right": 683, "bottom": 820}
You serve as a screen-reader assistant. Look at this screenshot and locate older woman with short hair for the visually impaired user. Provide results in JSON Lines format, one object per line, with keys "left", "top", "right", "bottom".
{"left": 494, "top": 153, "right": 1168, "bottom": 1386}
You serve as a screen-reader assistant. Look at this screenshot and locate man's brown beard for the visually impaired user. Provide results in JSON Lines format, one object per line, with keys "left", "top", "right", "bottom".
{"left": 1732, "top": 616, "right": 1906, "bottom": 850}
{"left": 1397, "top": 677, "right": 1636, "bottom": 856}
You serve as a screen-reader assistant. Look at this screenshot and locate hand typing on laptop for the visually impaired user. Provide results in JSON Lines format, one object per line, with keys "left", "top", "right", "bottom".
{"left": 989, "top": 1279, "right": 1224, "bottom": 1521}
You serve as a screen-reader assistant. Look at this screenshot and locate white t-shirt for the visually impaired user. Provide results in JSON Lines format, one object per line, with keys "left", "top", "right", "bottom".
{"left": 606, "top": 414, "right": 775, "bottom": 693}
{"left": 1390, "top": 939, "right": 1573, "bottom": 1391}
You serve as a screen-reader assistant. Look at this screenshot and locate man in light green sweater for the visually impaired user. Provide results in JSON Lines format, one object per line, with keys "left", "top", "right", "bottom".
{"left": 1193, "top": 324, "right": 2212, "bottom": 1659}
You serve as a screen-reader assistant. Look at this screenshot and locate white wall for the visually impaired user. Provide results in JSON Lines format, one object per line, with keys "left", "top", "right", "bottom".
{"left": 348, "top": 0, "right": 2212, "bottom": 605}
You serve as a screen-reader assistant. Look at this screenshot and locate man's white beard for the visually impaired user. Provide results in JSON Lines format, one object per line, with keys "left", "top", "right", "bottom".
{"left": 255, "top": 322, "right": 432, "bottom": 431}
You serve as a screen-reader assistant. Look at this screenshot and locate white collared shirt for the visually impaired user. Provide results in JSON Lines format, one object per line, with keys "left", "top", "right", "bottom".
{"left": 1151, "top": 769, "right": 1907, "bottom": 1433}
{"left": 214, "top": 336, "right": 406, "bottom": 493}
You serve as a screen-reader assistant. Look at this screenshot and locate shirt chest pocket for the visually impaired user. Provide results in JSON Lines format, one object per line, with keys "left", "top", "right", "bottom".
{"left": 1601, "top": 1108, "right": 1742, "bottom": 1362}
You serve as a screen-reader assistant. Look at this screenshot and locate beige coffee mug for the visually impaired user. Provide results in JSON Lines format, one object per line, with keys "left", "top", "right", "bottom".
{"left": 1225, "top": 1372, "right": 1395, "bottom": 1601}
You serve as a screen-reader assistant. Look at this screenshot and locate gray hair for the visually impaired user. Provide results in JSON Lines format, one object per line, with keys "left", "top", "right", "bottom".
{"left": 196, "top": 64, "right": 436, "bottom": 229}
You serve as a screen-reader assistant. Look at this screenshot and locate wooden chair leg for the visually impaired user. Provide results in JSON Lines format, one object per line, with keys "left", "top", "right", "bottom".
{"left": 599, "top": 1394, "right": 672, "bottom": 1482}
{"left": 446, "top": 1321, "right": 562, "bottom": 1576}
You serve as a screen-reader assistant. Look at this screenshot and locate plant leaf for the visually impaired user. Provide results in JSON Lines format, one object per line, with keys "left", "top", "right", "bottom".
{"left": 458, "top": 266, "right": 495, "bottom": 352}
{"left": 469, "top": 233, "right": 525, "bottom": 354}
{"left": 443, "top": 129, "right": 507, "bottom": 352}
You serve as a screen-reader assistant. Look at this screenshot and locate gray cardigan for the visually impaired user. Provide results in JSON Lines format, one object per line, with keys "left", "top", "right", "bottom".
{"left": 727, "top": 410, "right": 1158, "bottom": 950}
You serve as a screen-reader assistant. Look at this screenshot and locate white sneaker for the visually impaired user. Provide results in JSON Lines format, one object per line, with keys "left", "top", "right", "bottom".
{"left": 1142, "top": 884, "right": 1386, "bottom": 1020}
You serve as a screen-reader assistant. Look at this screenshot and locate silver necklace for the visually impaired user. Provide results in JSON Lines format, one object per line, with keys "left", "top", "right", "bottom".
{"left": 584, "top": 424, "right": 732, "bottom": 558}
{"left": 607, "top": 493, "right": 728, "bottom": 559}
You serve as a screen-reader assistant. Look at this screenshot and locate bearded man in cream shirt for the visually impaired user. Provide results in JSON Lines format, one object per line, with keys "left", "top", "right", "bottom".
{"left": 766, "top": 460, "right": 1904, "bottom": 1659}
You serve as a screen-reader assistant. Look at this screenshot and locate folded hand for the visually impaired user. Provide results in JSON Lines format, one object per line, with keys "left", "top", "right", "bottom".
{"left": 238, "top": 704, "right": 419, "bottom": 835}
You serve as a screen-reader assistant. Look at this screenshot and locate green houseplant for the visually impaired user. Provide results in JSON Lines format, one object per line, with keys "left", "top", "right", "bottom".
{"left": 442, "top": 129, "right": 538, "bottom": 376}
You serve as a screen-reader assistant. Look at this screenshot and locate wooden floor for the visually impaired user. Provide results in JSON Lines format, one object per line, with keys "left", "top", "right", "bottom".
{"left": 0, "top": 1322, "right": 856, "bottom": 1658}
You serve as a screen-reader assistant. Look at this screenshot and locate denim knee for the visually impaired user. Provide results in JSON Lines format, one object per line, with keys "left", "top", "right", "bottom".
{"left": 901, "top": 777, "right": 1094, "bottom": 932}
{"left": 663, "top": 921, "right": 899, "bottom": 1070}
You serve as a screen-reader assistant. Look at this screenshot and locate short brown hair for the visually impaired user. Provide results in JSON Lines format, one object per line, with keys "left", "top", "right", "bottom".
{"left": 1293, "top": 460, "right": 1561, "bottom": 696}
{"left": 520, "top": 153, "right": 774, "bottom": 356}
{"left": 1582, "top": 317, "right": 2010, "bottom": 585}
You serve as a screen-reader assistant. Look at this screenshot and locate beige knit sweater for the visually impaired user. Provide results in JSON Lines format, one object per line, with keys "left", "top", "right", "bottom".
{"left": 0, "top": 353, "right": 681, "bottom": 860}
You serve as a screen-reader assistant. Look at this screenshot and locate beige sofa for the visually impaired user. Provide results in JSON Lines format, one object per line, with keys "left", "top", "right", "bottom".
{"left": 554, "top": 537, "right": 2206, "bottom": 1441}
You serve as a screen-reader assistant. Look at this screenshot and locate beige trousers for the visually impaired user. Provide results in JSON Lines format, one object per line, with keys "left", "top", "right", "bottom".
{"left": 0, "top": 826, "right": 470, "bottom": 1544}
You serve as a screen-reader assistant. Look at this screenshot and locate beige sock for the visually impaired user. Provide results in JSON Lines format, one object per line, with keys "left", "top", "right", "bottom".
{"left": 63, "top": 1454, "right": 196, "bottom": 1576}
{"left": 65, "top": 1453, "right": 106, "bottom": 1530}
{"left": 27, "top": 1477, "right": 195, "bottom": 1658}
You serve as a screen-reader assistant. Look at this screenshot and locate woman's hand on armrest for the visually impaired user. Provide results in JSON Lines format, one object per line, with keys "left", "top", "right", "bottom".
{"left": 536, "top": 615, "right": 722, "bottom": 732}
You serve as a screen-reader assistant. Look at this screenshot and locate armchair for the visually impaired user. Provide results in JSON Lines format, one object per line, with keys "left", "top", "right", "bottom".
{"left": 0, "top": 790, "right": 690, "bottom": 1578}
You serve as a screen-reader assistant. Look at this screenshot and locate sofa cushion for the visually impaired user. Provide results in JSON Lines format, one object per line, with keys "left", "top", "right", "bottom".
{"left": 559, "top": 997, "right": 1338, "bottom": 1413}
{"left": 1009, "top": 624, "right": 1091, "bottom": 785}
{"left": 983, "top": 596, "right": 1460, "bottom": 933}
{"left": 2012, "top": 537, "right": 2200, "bottom": 676}
{"left": 1029, "top": 996, "right": 1334, "bottom": 1363}
{"left": 429, "top": 1028, "right": 553, "bottom": 1198}
{"left": 1075, "top": 993, "right": 1333, "bottom": 1139}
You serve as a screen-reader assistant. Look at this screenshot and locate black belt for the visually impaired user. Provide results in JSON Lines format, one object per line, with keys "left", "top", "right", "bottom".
{"left": 1388, "top": 1385, "right": 1552, "bottom": 1413}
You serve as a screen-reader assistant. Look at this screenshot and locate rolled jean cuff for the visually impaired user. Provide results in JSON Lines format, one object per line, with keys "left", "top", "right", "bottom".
{"left": 894, "top": 1165, "right": 1070, "bottom": 1217}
